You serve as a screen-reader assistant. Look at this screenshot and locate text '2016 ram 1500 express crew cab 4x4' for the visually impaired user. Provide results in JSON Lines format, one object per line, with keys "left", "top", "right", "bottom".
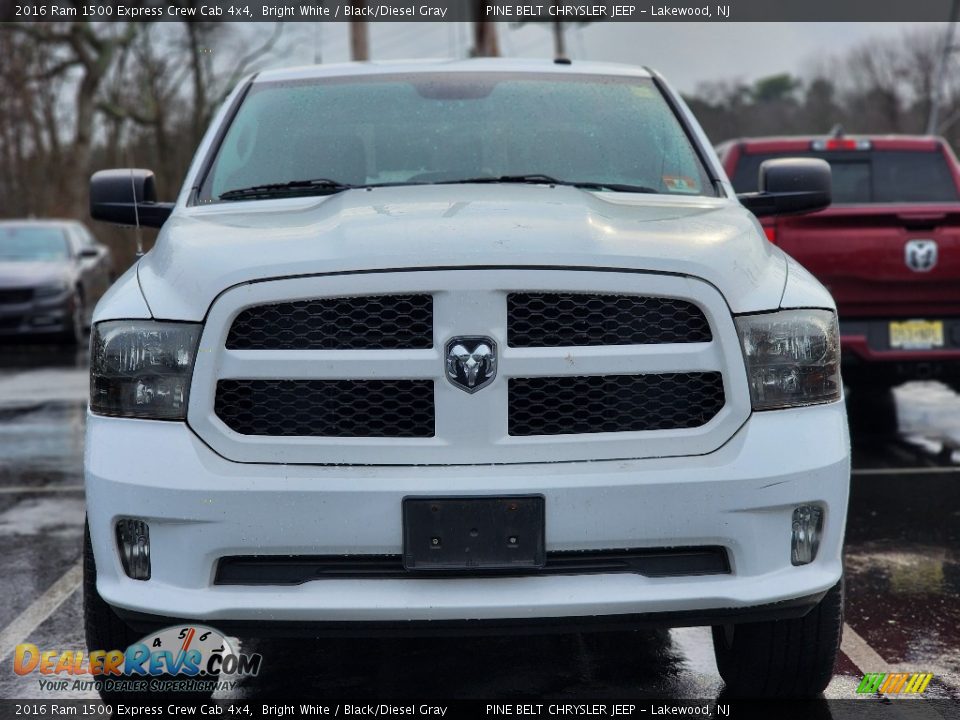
{"left": 85, "top": 59, "right": 849, "bottom": 698}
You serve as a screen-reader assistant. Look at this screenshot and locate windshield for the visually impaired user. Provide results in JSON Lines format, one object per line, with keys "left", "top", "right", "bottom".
{"left": 0, "top": 226, "right": 70, "bottom": 262}
{"left": 201, "top": 72, "right": 715, "bottom": 201}
{"left": 731, "top": 149, "right": 960, "bottom": 204}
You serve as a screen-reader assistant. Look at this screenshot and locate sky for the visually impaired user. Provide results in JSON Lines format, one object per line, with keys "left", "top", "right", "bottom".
{"left": 265, "top": 22, "right": 945, "bottom": 93}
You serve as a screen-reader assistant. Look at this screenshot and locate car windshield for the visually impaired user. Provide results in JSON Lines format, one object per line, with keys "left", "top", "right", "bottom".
{"left": 201, "top": 72, "right": 715, "bottom": 201}
{"left": 731, "top": 149, "right": 960, "bottom": 204}
{"left": 0, "top": 226, "right": 70, "bottom": 262}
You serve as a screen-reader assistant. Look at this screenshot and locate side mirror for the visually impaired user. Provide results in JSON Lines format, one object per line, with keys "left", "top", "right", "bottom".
{"left": 79, "top": 247, "right": 100, "bottom": 259}
{"left": 737, "top": 158, "right": 831, "bottom": 218}
{"left": 90, "top": 169, "right": 174, "bottom": 228}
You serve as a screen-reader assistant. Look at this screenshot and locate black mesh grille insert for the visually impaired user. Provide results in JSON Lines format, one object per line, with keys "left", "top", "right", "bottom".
{"left": 215, "top": 547, "right": 731, "bottom": 584}
{"left": 0, "top": 288, "right": 33, "bottom": 304}
{"left": 508, "top": 293, "right": 711, "bottom": 347}
{"left": 509, "top": 373, "right": 724, "bottom": 436}
{"left": 227, "top": 294, "right": 433, "bottom": 350}
{"left": 215, "top": 379, "right": 435, "bottom": 437}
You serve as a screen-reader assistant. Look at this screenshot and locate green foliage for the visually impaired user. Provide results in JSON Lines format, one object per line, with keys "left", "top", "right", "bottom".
{"left": 751, "top": 73, "right": 801, "bottom": 103}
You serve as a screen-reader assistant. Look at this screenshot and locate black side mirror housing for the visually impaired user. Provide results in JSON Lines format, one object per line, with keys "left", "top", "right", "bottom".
{"left": 79, "top": 247, "right": 100, "bottom": 259}
{"left": 90, "top": 169, "right": 174, "bottom": 228}
{"left": 737, "top": 158, "right": 832, "bottom": 218}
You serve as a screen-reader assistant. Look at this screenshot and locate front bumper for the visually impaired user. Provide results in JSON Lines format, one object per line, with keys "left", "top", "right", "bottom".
{"left": 85, "top": 402, "right": 850, "bottom": 626}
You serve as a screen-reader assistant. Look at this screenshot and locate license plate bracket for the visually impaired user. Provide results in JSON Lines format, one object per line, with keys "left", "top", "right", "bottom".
{"left": 402, "top": 496, "right": 545, "bottom": 571}
{"left": 889, "top": 319, "right": 945, "bottom": 350}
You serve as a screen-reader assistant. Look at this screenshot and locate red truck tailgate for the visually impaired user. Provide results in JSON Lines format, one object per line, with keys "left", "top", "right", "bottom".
{"left": 771, "top": 205, "right": 960, "bottom": 317}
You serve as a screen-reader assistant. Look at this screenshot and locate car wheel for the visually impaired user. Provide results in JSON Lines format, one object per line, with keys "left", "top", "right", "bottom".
{"left": 60, "top": 291, "right": 84, "bottom": 346}
{"left": 83, "top": 520, "right": 216, "bottom": 702}
{"left": 711, "top": 578, "right": 844, "bottom": 698}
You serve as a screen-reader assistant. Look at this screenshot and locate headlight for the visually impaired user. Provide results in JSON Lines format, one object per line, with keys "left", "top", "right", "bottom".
{"left": 735, "top": 309, "right": 840, "bottom": 410}
{"left": 90, "top": 321, "right": 201, "bottom": 419}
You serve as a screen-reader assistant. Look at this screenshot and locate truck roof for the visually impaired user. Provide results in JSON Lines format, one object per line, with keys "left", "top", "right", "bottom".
{"left": 253, "top": 57, "right": 655, "bottom": 84}
{"left": 720, "top": 135, "right": 945, "bottom": 153}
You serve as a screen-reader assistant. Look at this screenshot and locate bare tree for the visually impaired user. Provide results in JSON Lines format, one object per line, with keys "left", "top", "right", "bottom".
{"left": 2, "top": 21, "right": 138, "bottom": 215}
{"left": 0, "top": 19, "right": 285, "bottom": 269}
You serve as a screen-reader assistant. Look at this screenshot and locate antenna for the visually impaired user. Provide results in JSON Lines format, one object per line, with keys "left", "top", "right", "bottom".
{"left": 128, "top": 165, "right": 144, "bottom": 259}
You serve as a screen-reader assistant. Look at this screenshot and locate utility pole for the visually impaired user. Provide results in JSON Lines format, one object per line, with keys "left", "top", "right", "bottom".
{"left": 350, "top": 1, "right": 370, "bottom": 61}
{"left": 470, "top": 0, "right": 500, "bottom": 57}
{"left": 552, "top": 19, "right": 566, "bottom": 60}
{"left": 927, "top": 0, "right": 960, "bottom": 135}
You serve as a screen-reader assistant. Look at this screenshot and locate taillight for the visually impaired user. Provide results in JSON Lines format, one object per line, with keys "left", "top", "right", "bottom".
{"left": 763, "top": 225, "right": 777, "bottom": 243}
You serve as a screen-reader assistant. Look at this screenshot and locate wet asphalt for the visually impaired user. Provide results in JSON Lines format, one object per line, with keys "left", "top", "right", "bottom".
{"left": 0, "top": 341, "right": 957, "bottom": 705}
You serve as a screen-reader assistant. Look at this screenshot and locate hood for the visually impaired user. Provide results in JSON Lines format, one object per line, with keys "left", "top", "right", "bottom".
{"left": 0, "top": 261, "right": 71, "bottom": 289}
{"left": 138, "top": 184, "right": 786, "bottom": 320}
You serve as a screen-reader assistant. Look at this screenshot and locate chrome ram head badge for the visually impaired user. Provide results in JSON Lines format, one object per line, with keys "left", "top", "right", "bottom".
{"left": 445, "top": 337, "right": 497, "bottom": 393}
{"left": 905, "top": 239, "right": 937, "bottom": 272}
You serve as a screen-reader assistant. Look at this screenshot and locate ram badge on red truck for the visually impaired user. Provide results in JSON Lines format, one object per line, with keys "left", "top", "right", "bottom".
{"left": 717, "top": 134, "right": 960, "bottom": 406}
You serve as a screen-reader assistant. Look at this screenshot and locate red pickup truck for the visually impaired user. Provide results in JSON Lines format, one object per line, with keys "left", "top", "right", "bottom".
{"left": 717, "top": 134, "right": 960, "bottom": 425}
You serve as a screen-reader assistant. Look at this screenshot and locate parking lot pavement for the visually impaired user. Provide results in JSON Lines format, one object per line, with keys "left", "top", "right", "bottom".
{"left": 0, "top": 344, "right": 958, "bottom": 702}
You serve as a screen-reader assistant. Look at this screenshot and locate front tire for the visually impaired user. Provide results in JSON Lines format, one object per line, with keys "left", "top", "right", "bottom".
{"left": 712, "top": 579, "right": 844, "bottom": 698}
{"left": 83, "top": 521, "right": 140, "bottom": 702}
{"left": 60, "top": 291, "right": 84, "bottom": 346}
{"left": 83, "top": 521, "right": 216, "bottom": 702}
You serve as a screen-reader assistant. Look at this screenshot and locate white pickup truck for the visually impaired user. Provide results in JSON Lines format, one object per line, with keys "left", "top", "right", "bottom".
{"left": 85, "top": 58, "right": 849, "bottom": 698}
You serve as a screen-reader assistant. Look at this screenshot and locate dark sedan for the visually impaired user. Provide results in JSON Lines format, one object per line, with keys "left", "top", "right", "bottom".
{"left": 0, "top": 220, "right": 114, "bottom": 344}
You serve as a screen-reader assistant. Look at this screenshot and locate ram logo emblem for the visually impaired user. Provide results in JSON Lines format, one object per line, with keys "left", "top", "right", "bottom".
{"left": 445, "top": 337, "right": 497, "bottom": 393}
{"left": 905, "top": 239, "right": 938, "bottom": 272}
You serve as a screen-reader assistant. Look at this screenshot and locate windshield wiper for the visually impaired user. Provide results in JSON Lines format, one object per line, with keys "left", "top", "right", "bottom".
{"left": 430, "top": 175, "right": 658, "bottom": 194}
{"left": 219, "top": 178, "right": 354, "bottom": 201}
{"left": 571, "top": 181, "right": 659, "bottom": 194}
{"left": 218, "top": 175, "right": 661, "bottom": 200}
{"left": 436, "top": 174, "right": 564, "bottom": 186}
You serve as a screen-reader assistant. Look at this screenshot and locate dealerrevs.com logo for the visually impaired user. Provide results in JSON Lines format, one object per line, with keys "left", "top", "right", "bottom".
{"left": 14, "top": 625, "right": 262, "bottom": 693}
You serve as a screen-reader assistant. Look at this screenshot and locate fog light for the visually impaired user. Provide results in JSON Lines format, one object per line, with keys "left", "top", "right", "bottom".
{"left": 116, "top": 518, "right": 151, "bottom": 580}
{"left": 791, "top": 505, "right": 823, "bottom": 566}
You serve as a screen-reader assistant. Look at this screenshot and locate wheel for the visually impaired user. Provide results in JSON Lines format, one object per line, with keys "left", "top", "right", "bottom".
{"left": 712, "top": 578, "right": 844, "bottom": 698}
{"left": 845, "top": 382, "right": 898, "bottom": 436}
{"left": 60, "top": 290, "right": 84, "bottom": 346}
{"left": 83, "top": 520, "right": 216, "bottom": 702}
{"left": 84, "top": 520, "right": 140, "bottom": 702}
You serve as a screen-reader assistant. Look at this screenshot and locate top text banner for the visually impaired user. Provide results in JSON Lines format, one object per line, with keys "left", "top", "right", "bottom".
{"left": 3, "top": 0, "right": 957, "bottom": 22}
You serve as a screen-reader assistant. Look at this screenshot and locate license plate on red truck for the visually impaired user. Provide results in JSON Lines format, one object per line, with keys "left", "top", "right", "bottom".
{"left": 889, "top": 320, "right": 945, "bottom": 349}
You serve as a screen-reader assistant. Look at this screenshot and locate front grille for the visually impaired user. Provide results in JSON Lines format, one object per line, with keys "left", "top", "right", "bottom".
{"left": 509, "top": 373, "right": 724, "bottom": 436}
{"left": 508, "top": 293, "right": 711, "bottom": 347}
{"left": 197, "top": 270, "right": 743, "bottom": 464}
{"left": 0, "top": 288, "right": 33, "bottom": 304}
{"left": 227, "top": 294, "right": 433, "bottom": 350}
{"left": 215, "top": 379, "right": 435, "bottom": 437}
{"left": 215, "top": 546, "right": 731, "bottom": 584}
